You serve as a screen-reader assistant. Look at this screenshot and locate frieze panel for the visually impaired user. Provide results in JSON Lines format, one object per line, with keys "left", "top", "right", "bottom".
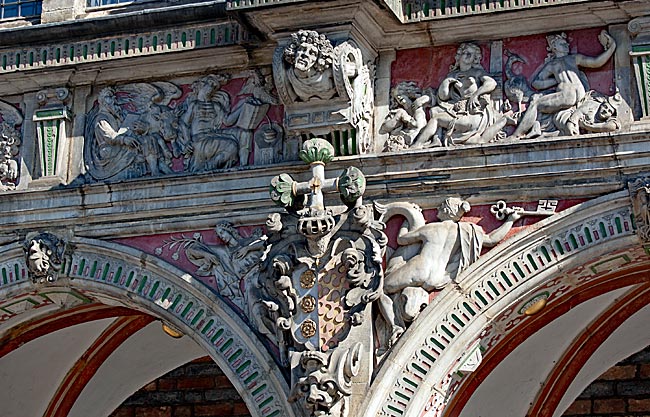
{"left": 83, "top": 71, "right": 284, "bottom": 182}
{"left": 386, "top": 27, "right": 632, "bottom": 152}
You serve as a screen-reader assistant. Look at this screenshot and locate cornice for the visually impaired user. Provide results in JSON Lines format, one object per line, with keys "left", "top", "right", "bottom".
{"left": 0, "top": 127, "right": 648, "bottom": 241}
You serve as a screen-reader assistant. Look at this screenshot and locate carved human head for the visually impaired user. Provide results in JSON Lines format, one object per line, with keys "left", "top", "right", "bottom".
{"left": 98, "top": 87, "right": 118, "bottom": 111}
{"left": 597, "top": 100, "right": 616, "bottom": 121}
{"left": 451, "top": 43, "right": 482, "bottom": 71}
{"left": 215, "top": 222, "right": 238, "bottom": 245}
{"left": 193, "top": 74, "right": 229, "bottom": 101}
{"left": 546, "top": 33, "right": 570, "bottom": 58}
{"left": 390, "top": 81, "right": 423, "bottom": 108}
{"left": 437, "top": 197, "right": 470, "bottom": 222}
{"left": 283, "top": 30, "right": 334, "bottom": 73}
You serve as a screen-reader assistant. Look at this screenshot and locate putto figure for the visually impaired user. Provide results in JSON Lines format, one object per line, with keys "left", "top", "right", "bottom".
{"left": 412, "top": 42, "right": 513, "bottom": 148}
{"left": 281, "top": 30, "right": 336, "bottom": 102}
{"left": 380, "top": 81, "right": 430, "bottom": 152}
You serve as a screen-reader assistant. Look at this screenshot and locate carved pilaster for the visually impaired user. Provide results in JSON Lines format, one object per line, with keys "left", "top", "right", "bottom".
{"left": 32, "top": 88, "right": 72, "bottom": 185}
{"left": 629, "top": 17, "right": 650, "bottom": 120}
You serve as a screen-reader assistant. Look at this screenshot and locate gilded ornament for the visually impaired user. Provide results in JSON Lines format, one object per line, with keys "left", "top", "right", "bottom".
{"left": 300, "top": 270, "right": 316, "bottom": 288}
{"left": 301, "top": 319, "right": 317, "bottom": 338}
{"left": 300, "top": 295, "right": 317, "bottom": 313}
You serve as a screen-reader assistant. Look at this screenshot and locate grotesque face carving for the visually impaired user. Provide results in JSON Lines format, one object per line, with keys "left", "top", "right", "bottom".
{"left": 295, "top": 42, "right": 319, "bottom": 72}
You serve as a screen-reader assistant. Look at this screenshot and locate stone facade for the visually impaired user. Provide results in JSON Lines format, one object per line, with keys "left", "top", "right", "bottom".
{"left": 0, "top": 1, "right": 650, "bottom": 417}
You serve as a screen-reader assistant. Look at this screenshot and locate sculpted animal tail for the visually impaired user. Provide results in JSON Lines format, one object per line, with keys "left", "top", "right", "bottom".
{"left": 376, "top": 201, "right": 426, "bottom": 231}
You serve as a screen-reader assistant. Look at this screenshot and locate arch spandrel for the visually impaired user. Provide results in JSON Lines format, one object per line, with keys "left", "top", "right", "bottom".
{"left": 362, "top": 190, "right": 646, "bottom": 417}
{"left": 0, "top": 237, "right": 296, "bottom": 417}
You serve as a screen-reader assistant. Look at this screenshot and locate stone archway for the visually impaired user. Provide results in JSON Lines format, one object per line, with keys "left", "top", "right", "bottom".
{"left": 362, "top": 190, "right": 649, "bottom": 417}
{"left": 0, "top": 237, "right": 294, "bottom": 417}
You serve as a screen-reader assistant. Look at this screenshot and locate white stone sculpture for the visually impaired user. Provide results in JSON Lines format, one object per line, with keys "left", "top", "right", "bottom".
{"left": 288, "top": 343, "right": 363, "bottom": 417}
{"left": 630, "top": 177, "right": 650, "bottom": 243}
{"left": 380, "top": 81, "right": 430, "bottom": 152}
{"left": 0, "top": 100, "right": 23, "bottom": 191}
{"left": 509, "top": 31, "right": 628, "bottom": 139}
{"left": 412, "top": 43, "right": 513, "bottom": 148}
{"left": 158, "top": 223, "right": 266, "bottom": 310}
{"left": 273, "top": 29, "right": 374, "bottom": 155}
{"left": 378, "top": 198, "right": 522, "bottom": 326}
{"left": 278, "top": 30, "right": 337, "bottom": 102}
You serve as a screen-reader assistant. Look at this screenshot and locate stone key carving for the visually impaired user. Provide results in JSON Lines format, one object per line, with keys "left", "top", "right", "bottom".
{"left": 509, "top": 31, "right": 631, "bottom": 139}
{"left": 376, "top": 199, "right": 522, "bottom": 330}
{"left": 23, "top": 232, "right": 67, "bottom": 284}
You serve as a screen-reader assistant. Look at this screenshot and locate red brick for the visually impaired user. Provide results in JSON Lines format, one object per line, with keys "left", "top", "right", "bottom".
{"left": 177, "top": 376, "right": 215, "bottom": 390}
{"left": 233, "top": 402, "right": 251, "bottom": 416}
{"left": 593, "top": 399, "right": 625, "bottom": 414}
{"left": 639, "top": 364, "right": 650, "bottom": 379}
{"left": 215, "top": 375, "right": 235, "bottom": 388}
{"left": 172, "top": 406, "right": 192, "bottom": 417}
{"left": 629, "top": 398, "right": 650, "bottom": 412}
{"left": 191, "top": 356, "right": 213, "bottom": 363}
{"left": 598, "top": 365, "right": 636, "bottom": 380}
{"left": 111, "top": 408, "right": 135, "bottom": 417}
{"left": 143, "top": 382, "right": 157, "bottom": 392}
{"left": 563, "top": 399, "right": 591, "bottom": 415}
{"left": 134, "top": 406, "right": 172, "bottom": 417}
{"left": 195, "top": 404, "right": 233, "bottom": 416}
{"left": 158, "top": 378, "right": 177, "bottom": 391}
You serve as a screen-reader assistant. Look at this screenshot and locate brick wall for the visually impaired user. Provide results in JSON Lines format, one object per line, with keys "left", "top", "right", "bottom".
{"left": 563, "top": 346, "right": 650, "bottom": 416}
{"left": 109, "top": 357, "right": 251, "bottom": 417}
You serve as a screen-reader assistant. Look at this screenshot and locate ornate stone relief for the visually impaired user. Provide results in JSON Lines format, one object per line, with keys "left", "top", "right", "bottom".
{"left": 22, "top": 232, "right": 67, "bottom": 284}
{"left": 0, "top": 100, "right": 23, "bottom": 191}
{"left": 509, "top": 31, "right": 631, "bottom": 139}
{"left": 629, "top": 176, "right": 650, "bottom": 243}
{"left": 273, "top": 30, "right": 374, "bottom": 156}
{"left": 251, "top": 138, "right": 388, "bottom": 416}
{"left": 384, "top": 30, "right": 631, "bottom": 152}
{"left": 84, "top": 72, "right": 282, "bottom": 182}
{"left": 155, "top": 223, "right": 266, "bottom": 311}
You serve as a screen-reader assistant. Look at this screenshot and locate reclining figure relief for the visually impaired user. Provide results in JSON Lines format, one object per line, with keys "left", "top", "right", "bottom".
{"left": 509, "top": 31, "right": 631, "bottom": 139}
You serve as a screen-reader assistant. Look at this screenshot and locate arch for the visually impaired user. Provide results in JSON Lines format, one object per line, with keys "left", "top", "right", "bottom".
{"left": 0, "top": 237, "right": 295, "bottom": 417}
{"left": 362, "top": 190, "right": 643, "bottom": 417}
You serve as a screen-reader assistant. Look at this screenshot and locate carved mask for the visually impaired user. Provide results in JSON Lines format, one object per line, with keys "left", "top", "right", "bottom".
{"left": 295, "top": 42, "right": 319, "bottom": 72}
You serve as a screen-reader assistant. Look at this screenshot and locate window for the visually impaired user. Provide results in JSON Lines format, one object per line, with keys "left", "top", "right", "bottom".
{"left": 0, "top": 0, "right": 41, "bottom": 19}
